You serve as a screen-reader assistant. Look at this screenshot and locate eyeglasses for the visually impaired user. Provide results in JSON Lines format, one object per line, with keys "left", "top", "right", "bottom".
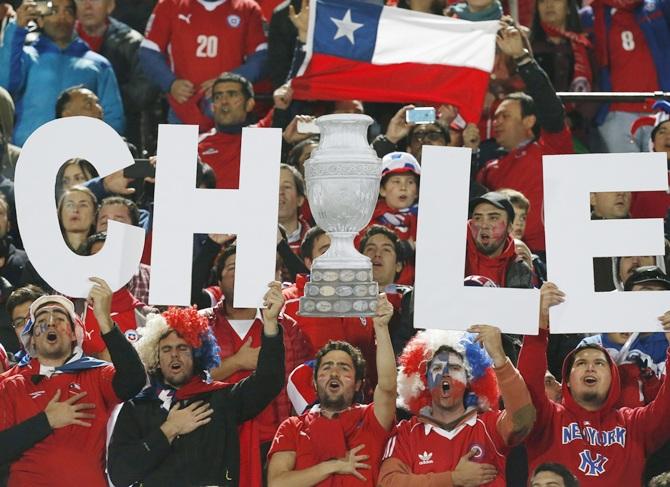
{"left": 412, "top": 130, "right": 446, "bottom": 143}
{"left": 12, "top": 316, "right": 28, "bottom": 330}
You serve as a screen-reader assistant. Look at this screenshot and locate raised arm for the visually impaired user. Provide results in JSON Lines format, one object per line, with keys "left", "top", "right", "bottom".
{"left": 633, "top": 310, "right": 670, "bottom": 453}
{"left": 0, "top": 17, "right": 29, "bottom": 93}
{"left": 229, "top": 282, "right": 286, "bottom": 422}
{"left": 496, "top": 20, "right": 566, "bottom": 133}
{"left": 373, "top": 293, "right": 397, "bottom": 431}
{"left": 469, "top": 325, "right": 536, "bottom": 446}
{"left": 88, "top": 277, "right": 146, "bottom": 400}
{"left": 517, "top": 282, "right": 565, "bottom": 432}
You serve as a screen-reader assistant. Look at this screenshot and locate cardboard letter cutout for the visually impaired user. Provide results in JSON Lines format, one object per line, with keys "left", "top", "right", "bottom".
{"left": 544, "top": 152, "right": 668, "bottom": 333}
{"left": 15, "top": 117, "right": 145, "bottom": 297}
{"left": 414, "top": 146, "right": 540, "bottom": 334}
{"left": 149, "top": 125, "right": 281, "bottom": 307}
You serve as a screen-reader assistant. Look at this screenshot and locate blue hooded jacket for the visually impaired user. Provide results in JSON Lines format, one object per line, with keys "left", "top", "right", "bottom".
{"left": 0, "top": 20, "right": 125, "bottom": 146}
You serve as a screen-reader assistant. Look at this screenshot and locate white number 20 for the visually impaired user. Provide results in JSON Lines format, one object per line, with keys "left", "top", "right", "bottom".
{"left": 196, "top": 35, "right": 218, "bottom": 58}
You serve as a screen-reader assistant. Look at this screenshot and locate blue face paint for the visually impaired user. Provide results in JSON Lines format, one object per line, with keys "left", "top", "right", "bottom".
{"left": 427, "top": 351, "right": 451, "bottom": 390}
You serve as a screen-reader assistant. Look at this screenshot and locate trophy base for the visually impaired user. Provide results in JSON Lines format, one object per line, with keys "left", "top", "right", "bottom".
{"left": 299, "top": 267, "right": 378, "bottom": 317}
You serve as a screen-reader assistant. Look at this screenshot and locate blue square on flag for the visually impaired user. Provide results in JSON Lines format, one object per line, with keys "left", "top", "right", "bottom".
{"left": 313, "top": 0, "right": 382, "bottom": 62}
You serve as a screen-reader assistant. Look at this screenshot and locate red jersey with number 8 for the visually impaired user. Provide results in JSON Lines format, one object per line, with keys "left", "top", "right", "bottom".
{"left": 607, "top": 7, "right": 658, "bottom": 112}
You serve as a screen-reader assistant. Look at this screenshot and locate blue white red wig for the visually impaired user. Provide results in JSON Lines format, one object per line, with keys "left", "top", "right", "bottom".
{"left": 135, "top": 307, "right": 221, "bottom": 375}
{"left": 397, "top": 330, "right": 500, "bottom": 414}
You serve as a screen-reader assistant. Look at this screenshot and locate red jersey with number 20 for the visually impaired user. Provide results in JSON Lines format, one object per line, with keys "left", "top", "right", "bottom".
{"left": 144, "top": 0, "right": 267, "bottom": 86}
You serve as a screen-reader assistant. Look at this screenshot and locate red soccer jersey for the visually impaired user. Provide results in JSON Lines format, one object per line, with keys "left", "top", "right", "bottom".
{"left": 477, "top": 126, "right": 574, "bottom": 253}
{"left": 607, "top": 8, "right": 658, "bottom": 113}
{"left": 208, "top": 309, "right": 310, "bottom": 441}
{"left": 144, "top": 0, "right": 267, "bottom": 86}
{"left": 269, "top": 403, "right": 392, "bottom": 487}
{"left": 81, "top": 289, "right": 143, "bottom": 355}
{"left": 0, "top": 360, "right": 120, "bottom": 487}
{"left": 383, "top": 415, "right": 509, "bottom": 486}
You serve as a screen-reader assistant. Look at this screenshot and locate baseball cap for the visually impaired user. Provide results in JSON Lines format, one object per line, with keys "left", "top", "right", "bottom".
{"left": 623, "top": 265, "right": 670, "bottom": 291}
{"left": 381, "top": 152, "right": 421, "bottom": 178}
{"left": 469, "top": 191, "right": 515, "bottom": 225}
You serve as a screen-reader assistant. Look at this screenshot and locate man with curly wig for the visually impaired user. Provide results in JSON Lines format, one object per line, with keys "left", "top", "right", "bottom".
{"left": 378, "top": 325, "right": 535, "bottom": 486}
{"left": 107, "top": 281, "right": 286, "bottom": 487}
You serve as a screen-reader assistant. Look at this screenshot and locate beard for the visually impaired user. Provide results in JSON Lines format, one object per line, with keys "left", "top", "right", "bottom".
{"left": 577, "top": 390, "right": 606, "bottom": 407}
{"left": 474, "top": 238, "right": 506, "bottom": 256}
{"left": 316, "top": 383, "right": 353, "bottom": 411}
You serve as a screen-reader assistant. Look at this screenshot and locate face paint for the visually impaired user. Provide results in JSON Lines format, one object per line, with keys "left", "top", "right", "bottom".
{"left": 427, "top": 351, "right": 467, "bottom": 389}
{"left": 490, "top": 220, "right": 508, "bottom": 240}
{"left": 471, "top": 203, "right": 510, "bottom": 256}
{"left": 33, "top": 322, "right": 50, "bottom": 337}
{"left": 427, "top": 351, "right": 468, "bottom": 411}
{"left": 427, "top": 351, "right": 450, "bottom": 389}
{"left": 33, "top": 307, "right": 73, "bottom": 339}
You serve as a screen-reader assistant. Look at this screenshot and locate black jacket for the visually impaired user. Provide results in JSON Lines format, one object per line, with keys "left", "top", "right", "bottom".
{"left": 102, "top": 17, "right": 157, "bottom": 112}
{"left": 101, "top": 17, "right": 160, "bottom": 150}
{"left": 107, "top": 329, "right": 285, "bottom": 487}
{"left": 267, "top": 0, "right": 300, "bottom": 89}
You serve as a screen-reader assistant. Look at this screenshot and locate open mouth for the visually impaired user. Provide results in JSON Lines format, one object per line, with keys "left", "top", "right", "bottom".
{"left": 170, "top": 362, "right": 182, "bottom": 373}
{"left": 327, "top": 379, "right": 341, "bottom": 393}
{"left": 46, "top": 331, "right": 58, "bottom": 343}
{"left": 584, "top": 376, "right": 597, "bottom": 385}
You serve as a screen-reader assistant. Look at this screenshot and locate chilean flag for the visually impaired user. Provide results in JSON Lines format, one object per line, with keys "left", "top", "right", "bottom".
{"left": 291, "top": 0, "right": 499, "bottom": 122}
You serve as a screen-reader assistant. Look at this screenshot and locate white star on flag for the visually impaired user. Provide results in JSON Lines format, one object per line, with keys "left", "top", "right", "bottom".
{"left": 330, "top": 9, "right": 363, "bottom": 45}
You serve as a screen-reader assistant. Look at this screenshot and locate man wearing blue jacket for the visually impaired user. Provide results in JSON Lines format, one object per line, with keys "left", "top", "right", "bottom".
{"left": 0, "top": 0, "right": 124, "bottom": 146}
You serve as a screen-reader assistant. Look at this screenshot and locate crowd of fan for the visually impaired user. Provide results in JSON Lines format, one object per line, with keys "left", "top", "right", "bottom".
{"left": 0, "top": 0, "right": 670, "bottom": 484}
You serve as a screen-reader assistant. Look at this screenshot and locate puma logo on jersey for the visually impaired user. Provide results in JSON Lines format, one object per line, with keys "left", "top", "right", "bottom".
{"left": 418, "top": 451, "right": 433, "bottom": 465}
{"left": 30, "top": 391, "right": 46, "bottom": 399}
{"left": 201, "top": 148, "right": 218, "bottom": 155}
{"left": 178, "top": 14, "right": 192, "bottom": 24}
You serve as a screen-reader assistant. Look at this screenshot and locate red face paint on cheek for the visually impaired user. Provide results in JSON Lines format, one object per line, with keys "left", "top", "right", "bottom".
{"left": 490, "top": 220, "right": 508, "bottom": 240}
{"left": 449, "top": 379, "right": 467, "bottom": 399}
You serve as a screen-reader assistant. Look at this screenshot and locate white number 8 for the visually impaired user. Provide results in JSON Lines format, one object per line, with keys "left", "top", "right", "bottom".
{"left": 196, "top": 35, "right": 218, "bottom": 58}
{"left": 621, "top": 30, "right": 635, "bottom": 51}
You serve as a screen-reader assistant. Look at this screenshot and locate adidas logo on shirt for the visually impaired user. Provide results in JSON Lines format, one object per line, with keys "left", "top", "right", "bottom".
{"left": 418, "top": 451, "right": 433, "bottom": 465}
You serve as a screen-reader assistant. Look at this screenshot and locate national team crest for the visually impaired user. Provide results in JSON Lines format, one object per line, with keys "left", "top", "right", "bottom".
{"left": 125, "top": 329, "right": 139, "bottom": 342}
{"left": 227, "top": 15, "right": 241, "bottom": 28}
{"left": 468, "top": 444, "right": 484, "bottom": 459}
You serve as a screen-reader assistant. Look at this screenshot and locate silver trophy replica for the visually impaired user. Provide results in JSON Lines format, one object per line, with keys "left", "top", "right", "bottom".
{"left": 299, "top": 114, "right": 381, "bottom": 317}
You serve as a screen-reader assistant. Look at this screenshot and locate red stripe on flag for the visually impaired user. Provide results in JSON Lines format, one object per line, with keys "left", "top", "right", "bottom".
{"left": 292, "top": 53, "right": 490, "bottom": 123}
